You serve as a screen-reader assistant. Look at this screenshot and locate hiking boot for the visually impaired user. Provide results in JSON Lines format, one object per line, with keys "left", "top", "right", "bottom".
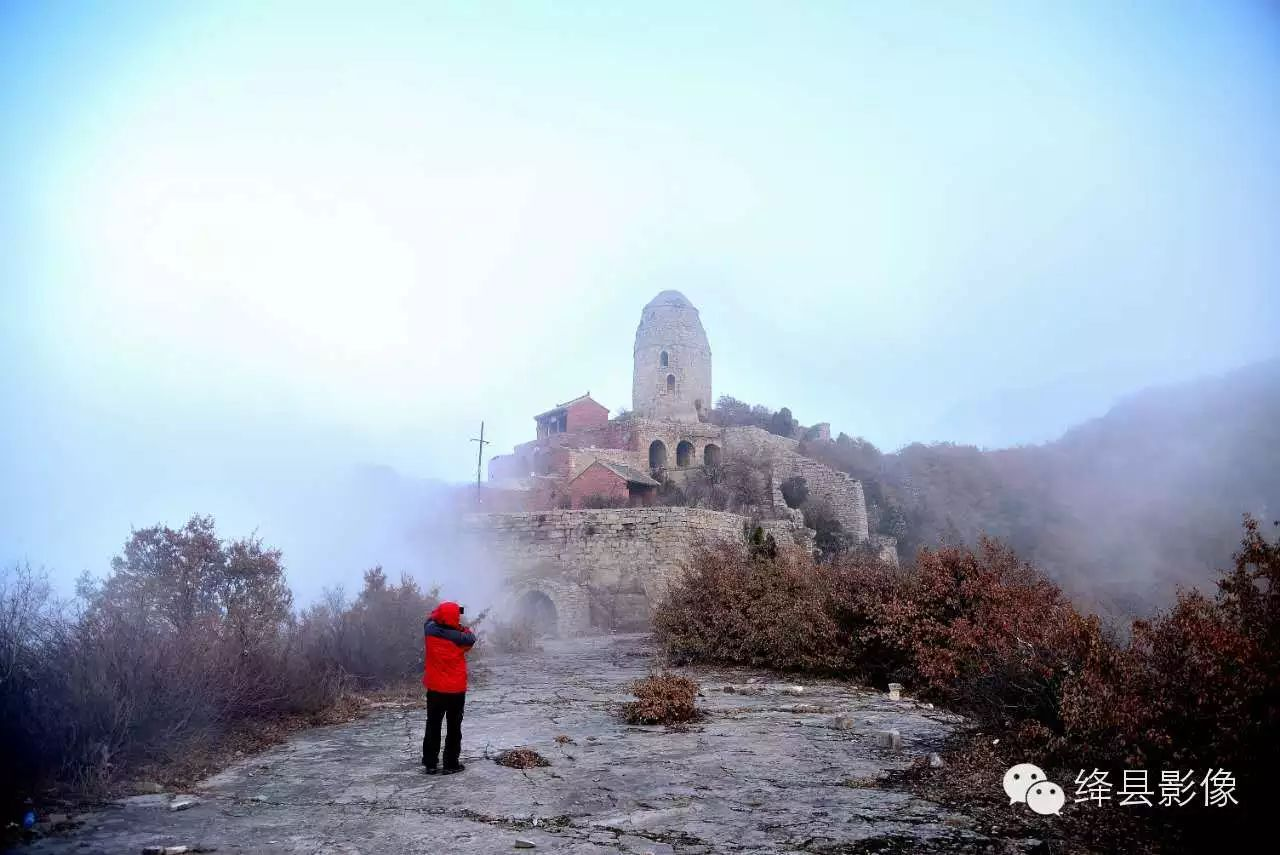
{"left": 441, "top": 764, "right": 466, "bottom": 775}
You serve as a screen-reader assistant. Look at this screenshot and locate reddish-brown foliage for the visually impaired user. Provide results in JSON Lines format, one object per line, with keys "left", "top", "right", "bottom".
{"left": 657, "top": 515, "right": 1280, "bottom": 798}
{"left": 652, "top": 542, "right": 850, "bottom": 673}
{"left": 1061, "top": 515, "right": 1280, "bottom": 771}
{"left": 896, "top": 538, "right": 1096, "bottom": 730}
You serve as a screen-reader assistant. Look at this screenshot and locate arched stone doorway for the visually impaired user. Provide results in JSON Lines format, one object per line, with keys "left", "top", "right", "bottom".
{"left": 676, "top": 440, "right": 694, "bottom": 467}
{"left": 649, "top": 440, "right": 668, "bottom": 471}
{"left": 703, "top": 443, "right": 722, "bottom": 466}
{"left": 514, "top": 590, "right": 559, "bottom": 637}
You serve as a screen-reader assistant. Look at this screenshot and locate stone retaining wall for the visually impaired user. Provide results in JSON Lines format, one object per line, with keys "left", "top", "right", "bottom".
{"left": 723, "top": 426, "right": 870, "bottom": 541}
{"left": 465, "top": 507, "right": 747, "bottom": 635}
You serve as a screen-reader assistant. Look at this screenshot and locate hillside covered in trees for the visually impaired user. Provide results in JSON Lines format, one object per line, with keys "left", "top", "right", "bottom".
{"left": 777, "top": 359, "right": 1279, "bottom": 618}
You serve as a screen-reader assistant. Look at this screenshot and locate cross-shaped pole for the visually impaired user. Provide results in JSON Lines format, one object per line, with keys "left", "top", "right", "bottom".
{"left": 470, "top": 421, "right": 490, "bottom": 503}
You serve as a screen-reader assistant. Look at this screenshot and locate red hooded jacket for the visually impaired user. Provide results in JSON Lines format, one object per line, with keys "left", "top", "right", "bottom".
{"left": 422, "top": 601, "right": 475, "bottom": 693}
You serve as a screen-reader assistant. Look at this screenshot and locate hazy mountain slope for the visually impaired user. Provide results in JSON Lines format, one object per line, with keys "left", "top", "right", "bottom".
{"left": 810, "top": 359, "right": 1280, "bottom": 616}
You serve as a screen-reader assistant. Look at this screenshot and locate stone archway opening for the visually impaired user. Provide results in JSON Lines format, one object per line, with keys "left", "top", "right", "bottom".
{"left": 514, "top": 590, "right": 559, "bottom": 637}
{"left": 649, "top": 440, "right": 668, "bottom": 471}
{"left": 676, "top": 440, "right": 694, "bottom": 467}
{"left": 703, "top": 443, "right": 722, "bottom": 467}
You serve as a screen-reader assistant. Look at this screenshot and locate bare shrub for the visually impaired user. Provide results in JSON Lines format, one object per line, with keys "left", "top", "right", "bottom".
{"left": 485, "top": 618, "right": 540, "bottom": 654}
{"left": 622, "top": 673, "right": 702, "bottom": 725}
{"left": 0, "top": 517, "right": 341, "bottom": 803}
{"left": 670, "top": 453, "right": 772, "bottom": 516}
{"left": 312, "top": 568, "right": 438, "bottom": 687}
{"left": 0, "top": 516, "right": 444, "bottom": 804}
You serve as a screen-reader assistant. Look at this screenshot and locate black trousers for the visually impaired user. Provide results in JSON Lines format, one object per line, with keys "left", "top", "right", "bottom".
{"left": 422, "top": 690, "right": 466, "bottom": 768}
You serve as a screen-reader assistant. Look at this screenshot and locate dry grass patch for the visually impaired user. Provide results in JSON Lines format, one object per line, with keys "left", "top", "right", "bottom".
{"left": 494, "top": 748, "right": 551, "bottom": 769}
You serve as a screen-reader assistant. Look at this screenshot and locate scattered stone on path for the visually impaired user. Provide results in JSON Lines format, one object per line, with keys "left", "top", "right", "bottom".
{"left": 168, "top": 796, "right": 200, "bottom": 812}
{"left": 832, "top": 715, "right": 856, "bottom": 730}
{"left": 929, "top": 752, "right": 945, "bottom": 768}
{"left": 875, "top": 729, "right": 902, "bottom": 751}
{"left": 887, "top": 683, "right": 902, "bottom": 701}
{"left": 784, "top": 685, "right": 805, "bottom": 696}
{"left": 722, "top": 685, "right": 735, "bottom": 693}
{"left": 118, "top": 794, "right": 169, "bottom": 809}
{"left": 495, "top": 748, "right": 551, "bottom": 768}
{"left": 514, "top": 839, "right": 537, "bottom": 849}
{"left": 553, "top": 734, "right": 575, "bottom": 745}
{"left": 781, "top": 702, "right": 823, "bottom": 714}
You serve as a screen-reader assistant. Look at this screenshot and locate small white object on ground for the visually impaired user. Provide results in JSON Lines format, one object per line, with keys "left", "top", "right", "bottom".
{"left": 887, "top": 683, "right": 902, "bottom": 701}
{"left": 875, "top": 729, "right": 903, "bottom": 751}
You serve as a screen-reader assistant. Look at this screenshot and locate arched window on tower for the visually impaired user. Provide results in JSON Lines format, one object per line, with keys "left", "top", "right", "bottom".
{"left": 660, "top": 351, "right": 669, "bottom": 367}
{"left": 666, "top": 374, "right": 675, "bottom": 393}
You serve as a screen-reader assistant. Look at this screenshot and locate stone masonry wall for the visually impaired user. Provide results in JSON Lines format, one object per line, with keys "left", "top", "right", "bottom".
{"left": 723, "top": 426, "right": 871, "bottom": 542}
{"left": 465, "top": 507, "right": 747, "bottom": 635}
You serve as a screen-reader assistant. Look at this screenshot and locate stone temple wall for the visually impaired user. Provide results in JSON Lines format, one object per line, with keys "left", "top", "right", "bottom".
{"left": 722, "top": 426, "right": 871, "bottom": 542}
{"left": 465, "top": 507, "right": 747, "bottom": 635}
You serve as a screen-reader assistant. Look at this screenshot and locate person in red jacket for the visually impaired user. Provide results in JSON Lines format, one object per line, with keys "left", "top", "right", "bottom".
{"left": 421, "top": 600, "right": 475, "bottom": 774}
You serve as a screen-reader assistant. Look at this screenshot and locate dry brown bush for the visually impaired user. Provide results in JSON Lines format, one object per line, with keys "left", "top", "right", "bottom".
{"left": 653, "top": 541, "right": 912, "bottom": 679}
{"left": 656, "top": 517, "right": 1280, "bottom": 847}
{"left": 483, "top": 618, "right": 540, "bottom": 654}
{"left": 621, "top": 672, "right": 702, "bottom": 725}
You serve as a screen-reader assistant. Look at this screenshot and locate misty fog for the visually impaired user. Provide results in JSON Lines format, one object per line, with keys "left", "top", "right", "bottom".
{"left": 2, "top": 2, "right": 1277, "bottom": 608}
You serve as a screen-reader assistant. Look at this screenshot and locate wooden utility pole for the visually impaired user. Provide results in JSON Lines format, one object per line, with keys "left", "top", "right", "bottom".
{"left": 470, "top": 421, "right": 490, "bottom": 503}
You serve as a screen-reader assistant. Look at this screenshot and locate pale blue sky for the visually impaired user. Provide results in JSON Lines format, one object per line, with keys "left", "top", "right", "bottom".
{"left": 2, "top": 1, "right": 1277, "bottom": 596}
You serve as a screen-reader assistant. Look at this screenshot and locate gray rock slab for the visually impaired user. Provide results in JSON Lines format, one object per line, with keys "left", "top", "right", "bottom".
{"left": 25, "top": 634, "right": 986, "bottom": 854}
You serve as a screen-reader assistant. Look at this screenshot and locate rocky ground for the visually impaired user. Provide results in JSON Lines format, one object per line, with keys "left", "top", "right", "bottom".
{"left": 17, "top": 634, "right": 1040, "bottom": 855}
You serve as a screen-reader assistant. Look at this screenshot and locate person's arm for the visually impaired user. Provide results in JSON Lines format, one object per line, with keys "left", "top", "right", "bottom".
{"left": 426, "top": 620, "right": 475, "bottom": 648}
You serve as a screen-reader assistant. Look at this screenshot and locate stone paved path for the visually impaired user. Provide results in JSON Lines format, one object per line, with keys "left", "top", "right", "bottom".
{"left": 23, "top": 634, "right": 1004, "bottom": 854}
